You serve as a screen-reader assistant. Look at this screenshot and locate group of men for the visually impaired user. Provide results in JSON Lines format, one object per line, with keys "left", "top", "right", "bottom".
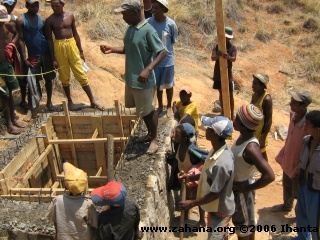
{"left": 0, "top": 0, "right": 104, "bottom": 135}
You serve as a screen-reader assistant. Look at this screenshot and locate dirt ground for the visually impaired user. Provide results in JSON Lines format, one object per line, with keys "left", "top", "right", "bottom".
{"left": 0, "top": 0, "right": 319, "bottom": 239}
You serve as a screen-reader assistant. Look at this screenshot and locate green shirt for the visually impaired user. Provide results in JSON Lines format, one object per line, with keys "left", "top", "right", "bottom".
{"left": 124, "top": 19, "right": 165, "bottom": 89}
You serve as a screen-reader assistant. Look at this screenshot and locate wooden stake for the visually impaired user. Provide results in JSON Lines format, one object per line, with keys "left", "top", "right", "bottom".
{"left": 62, "top": 101, "right": 78, "bottom": 167}
{"left": 215, "top": 0, "right": 231, "bottom": 119}
{"left": 107, "top": 134, "right": 114, "bottom": 182}
{"left": 179, "top": 170, "right": 186, "bottom": 240}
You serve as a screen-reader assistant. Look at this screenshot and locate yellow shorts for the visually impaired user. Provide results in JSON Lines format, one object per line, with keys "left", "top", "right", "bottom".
{"left": 125, "top": 85, "right": 156, "bottom": 118}
{"left": 54, "top": 38, "right": 88, "bottom": 86}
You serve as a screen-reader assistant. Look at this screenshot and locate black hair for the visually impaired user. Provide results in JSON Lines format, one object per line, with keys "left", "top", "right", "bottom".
{"left": 180, "top": 116, "right": 195, "bottom": 127}
{"left": 305, "top": 110, "right": 320, "bottom": 128}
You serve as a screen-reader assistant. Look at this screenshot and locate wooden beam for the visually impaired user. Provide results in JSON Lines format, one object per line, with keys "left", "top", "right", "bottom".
{"left": 62, "top": 101, "right": 78, "bottom": 167}
{"left": 48, "top": 137, "right": 128, "bottom": 144}
{"left": 22, "top": 145, "right": 53, "bottom": 183}
{"left": 96, "top": 167, "right": 102, "bottom": 176}
{"left": 91, "top": 128, "right": 98, "bottom": 139}
{"left": 56, "top": 174, "right": 108, "bottom": 182}
{"left": 91, "top": 117, "right": 107, "bottom": 176}
{"left": 107, "top": 134, "right": 114, "bottom": 182}
{"left": 215, "top": 0, "right": 231, "bottom": 119}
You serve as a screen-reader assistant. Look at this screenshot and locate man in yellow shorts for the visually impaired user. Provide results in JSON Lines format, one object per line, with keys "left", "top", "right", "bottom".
{"left": 45, "top": 0, "right": 104, "bottom": 111}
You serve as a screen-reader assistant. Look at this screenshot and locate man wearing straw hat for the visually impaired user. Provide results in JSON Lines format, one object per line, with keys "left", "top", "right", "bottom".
{"left": 211, "top": 26, "right": 237, "bottom": 120}
{"left": 46, "top": 162, "right": 98, "bottom": 240}
{"left": 231, "top": 104, "right": 275, "bottom": 239}
{"left": 0, "top": 4, "right": 22, "bottom": 134}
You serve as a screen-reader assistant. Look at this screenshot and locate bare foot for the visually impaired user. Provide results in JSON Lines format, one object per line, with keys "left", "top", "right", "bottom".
{"left": 146, "top": 140, "right": 158, "bottom": 155}
{"left": 90, "top": 102, "right": 105, "bottom": 111}
{"left": 7, "top": 125, "right": 22, "bottom": 135}
{"left": 12, "top": 120, "right": 26, "bottom": 128}
{"left": 68, "top": 102, "right": 83, "bottom": 111}
{"left": 166, "top": 107, "right": 173, "bottom": 118}
{"left": 23, "top": 110, "right": 33, "bottom": 122}
{"left": 46, "top": 103, "right": 56, "bottom": 112}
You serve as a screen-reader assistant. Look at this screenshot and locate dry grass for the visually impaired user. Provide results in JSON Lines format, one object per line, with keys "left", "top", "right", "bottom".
{"left": 266, "top": 4, "right": 284, "bottom": 14}
{"left": 254, "top": 29, "right": 271, "bottom": 43}
{"left": 304, "top": 0, "right": 320, "bottom": 13}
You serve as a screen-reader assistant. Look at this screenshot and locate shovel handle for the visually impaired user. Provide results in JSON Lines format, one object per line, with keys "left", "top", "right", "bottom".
{"left": 179, "top": 170, "right": 186, "bottom": 240}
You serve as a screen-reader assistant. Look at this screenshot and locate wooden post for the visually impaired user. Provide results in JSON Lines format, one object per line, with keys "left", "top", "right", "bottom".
{"left": 62, "top": 101, "right": 78, "bottom": 167}
{"left": 107, "top": 134, "right": 114, "bottom": 182}
{"left": 140, "top": 0, "right": 145, "bottom": 19}
{"left": 215, "top": 0, "right": 231, "bottom": 119}
{"left": 179, "top": 170, "right": 186, "bottom": 240}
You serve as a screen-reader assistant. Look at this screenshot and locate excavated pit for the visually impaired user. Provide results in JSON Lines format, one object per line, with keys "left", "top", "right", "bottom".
{"left": 0, "top": 103, "right": 174, "bottom": 240}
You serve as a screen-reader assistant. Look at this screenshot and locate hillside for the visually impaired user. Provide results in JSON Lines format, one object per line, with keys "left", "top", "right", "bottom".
{"left": 4, "top": 0, "right": 320, "bottom": 239}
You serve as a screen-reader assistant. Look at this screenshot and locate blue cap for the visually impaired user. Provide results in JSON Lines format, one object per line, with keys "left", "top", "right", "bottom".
{"left": 2, "top": 0, "right": 16, "bottom": 5}
{"left": 181, "top": 123, "right": 195, "bottom": 139}
{"left": 201, "top": 116, "right": 233, "bottom": 138}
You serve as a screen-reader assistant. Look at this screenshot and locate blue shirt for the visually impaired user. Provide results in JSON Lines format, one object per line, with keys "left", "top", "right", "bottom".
{"left": 147, "top": 17, "right": 178, "bottom": 67}
{"left": 23, "top": 14, "right": 49, "bottom": 57}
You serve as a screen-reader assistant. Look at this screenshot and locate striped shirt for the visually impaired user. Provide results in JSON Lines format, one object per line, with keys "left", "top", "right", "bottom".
{"left": 276, "top": 112, "right": 307, "bottom": 178}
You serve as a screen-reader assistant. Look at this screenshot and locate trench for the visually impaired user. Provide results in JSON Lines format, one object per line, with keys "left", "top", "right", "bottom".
{"left": 0, "top": 103, "right": 175, "bottom": 240}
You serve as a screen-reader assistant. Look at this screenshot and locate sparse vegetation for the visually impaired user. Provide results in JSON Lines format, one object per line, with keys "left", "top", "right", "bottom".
{"left": 254, "top": 29, "right": 271, "bottom": 43}
{"left": 266, "top": 4, "right": 284, "bottom": 14}
{"left": 303, "top": 17, "right": 318, "bottom": 31}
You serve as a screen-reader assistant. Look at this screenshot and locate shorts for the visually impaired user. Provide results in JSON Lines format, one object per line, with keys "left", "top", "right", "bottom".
{"left": 208, "top": 212, "right": 232, "bottom": 240}
{"left": 154, "top": 66, "right": 175, "bottom": 91}
{"left": 0, "top": 59, "right": 19, "bottom": 97}
{"left": 54, "top": 38, "right": 88, "bottom": 86}
{"left": 213, "top": 81, "right": 234, "bottom": 93}
{"left": 232, "top": 189, "right": 256, "bottom": 237}
{"left": 125, "top": 84, "right": 156, "bottom": 117}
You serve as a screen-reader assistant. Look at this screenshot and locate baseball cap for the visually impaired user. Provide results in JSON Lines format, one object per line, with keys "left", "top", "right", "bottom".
{"left": 0, "top": 5, "right": 10, "bottom": 22}
{"left": 290, "top": 89, "right": 312, "bottom": 106}
{"left": 63, "top": 162, "right": 88, "bottom": 195}
{"left": 114, "top": 0, "right": 141, "bottom": 13}
{"left": 180, "top": 86, "right": 192, "bottom": 95}
{"left": 2, "top": 0, "right": 16, "bottom": 6}
{"left": 91, "top": 181, "right": 127, "bottom": 206}
{"left": 181, "top": 123, "right": 195, "bottom": 139}
{"left": 201, "top": 115, "right": 233, "bottom": 138}
{"left": 225, "top": 26, "right": 234, "bottom": 39}
{"left": 253, "top": 73, "right": 269, "bottom": 87}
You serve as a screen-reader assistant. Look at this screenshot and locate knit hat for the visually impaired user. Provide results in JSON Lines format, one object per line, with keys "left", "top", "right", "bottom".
{"left": 225, "top": 26, "right": 234, "bottom": 39}
{"left": 63, "top": 162, "right": 88, "bottom": 195}
{"left": 290, "top": 89, "right": 312, "bottom": 106}
{"left": 114, "top": 0, "right": 141, "bottom": 12}
{"left": 201, "top": 116, "right": 233, "bottom": 138}
{"left": 91, "top": 181, "right": 127, "bottom": 206}
{"left": 181, "top": 123, "right": 195, "bottom": 139}
{"left": 0, "top": 5, "right": 10, "bottom": 22}
{"left": 253, "top": 73, "right": 269, "bottom": 87}
{"left": 237, "top": 104, "right": 263, "bottom": 130}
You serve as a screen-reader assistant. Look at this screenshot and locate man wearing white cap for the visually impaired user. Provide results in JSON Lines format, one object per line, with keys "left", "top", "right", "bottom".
{"left": 148, "top": 0, "right": 178, "bottom": 118}
{"left": 179, "top": 116, "right": 235, "bottom": 240}
{"left": 100, "top": 0, "right": 166, "bottom": 155}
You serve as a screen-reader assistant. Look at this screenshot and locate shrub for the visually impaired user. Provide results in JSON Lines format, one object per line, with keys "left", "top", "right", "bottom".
{"left": 266, "top": 4, "right": 284, "bottom": 14}
{"left": 254, "top": 30, "right": 271, "bottom": 43}
{"left": 303, "top": 18, "right": 318, "bottom": 31}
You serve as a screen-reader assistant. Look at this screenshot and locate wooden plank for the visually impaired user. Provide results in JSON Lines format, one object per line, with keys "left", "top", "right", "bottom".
{"left": 107, "top": 134, "right": 114, "bottom": 181}
{"left": 49, "top": 137, "right": 128, "bottom": 144}
{"left": 56, "top": 174, "right": 107, "bottom": 182}
{"left": 41, "top": 124, "right": 58, "bottom": 183}
{"left": 0, "top": 172, "right": 8, "bottom": 195}
{"left": 92, "top": 128, "right": 98, "bottom": 139}
{"left": 22, "top": 145, "right": 53, "bottom": 182}
{"left": 62, "top": 101, "right": 78, "bottom": 167}
{"left": 96, "top": 167, "right": 102, "bottom": 176}
{"left": 91, "top": 116, "right": 107, "bottom": 175}
{"left": 215, "top": 0, "right": 231, "bottom": 119}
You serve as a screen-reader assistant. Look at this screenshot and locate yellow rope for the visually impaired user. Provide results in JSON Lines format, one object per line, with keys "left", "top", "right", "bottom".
{"left": 0, "top": 66, "right": 65, "bottom": 78}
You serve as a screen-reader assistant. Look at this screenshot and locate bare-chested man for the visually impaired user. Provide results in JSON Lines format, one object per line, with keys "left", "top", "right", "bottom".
{"left": 0, "top": 5, "right": 22, "bottom": 134}
{"left": 45, "top": 0, "right": 104, "bottom": 111}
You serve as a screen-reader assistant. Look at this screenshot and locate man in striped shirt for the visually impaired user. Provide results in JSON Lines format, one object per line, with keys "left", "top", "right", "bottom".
{"left": 272, "top": 89, "right": 312, "bottom": 212}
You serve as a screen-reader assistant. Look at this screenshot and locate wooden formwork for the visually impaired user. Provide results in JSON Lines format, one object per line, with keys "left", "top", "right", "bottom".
{"left": 0, "top": 101, "right": 137, "bottom": 202}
